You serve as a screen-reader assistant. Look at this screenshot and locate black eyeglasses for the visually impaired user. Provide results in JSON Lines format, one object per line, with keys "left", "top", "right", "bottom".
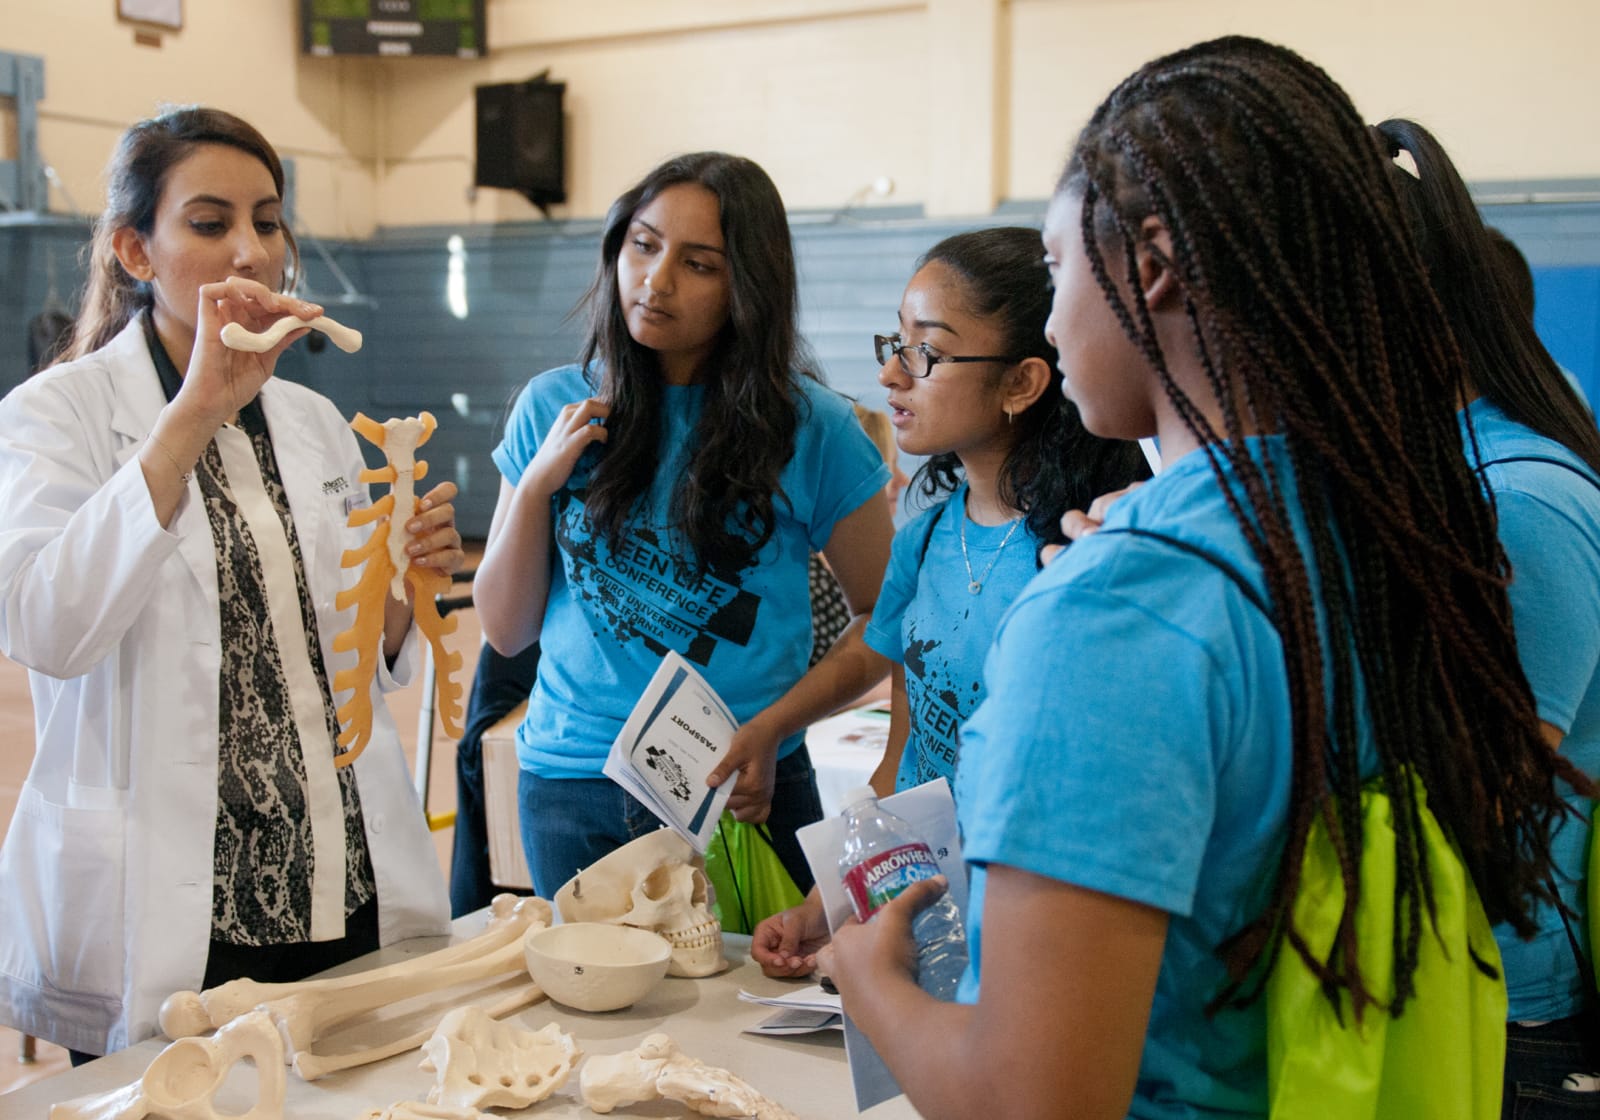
{"left": 873, "top": 333, "right": 1021, "bottom": 379}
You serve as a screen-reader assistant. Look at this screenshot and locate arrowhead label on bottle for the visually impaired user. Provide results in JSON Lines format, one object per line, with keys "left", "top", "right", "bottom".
{"left": 841, "top": 841, "right": 940, "bottom": 920}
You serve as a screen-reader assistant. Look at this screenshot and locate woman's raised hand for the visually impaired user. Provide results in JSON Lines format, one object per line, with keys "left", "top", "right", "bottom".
{"left": 521, "top": 398, "right": 610, "bottom": 499}
{"left": 179, "top": 277, "right": 323, "bottom": 431}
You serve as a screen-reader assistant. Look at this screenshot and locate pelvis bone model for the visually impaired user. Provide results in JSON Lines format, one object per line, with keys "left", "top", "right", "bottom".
{"left": 556, "top": 829, "right": 725, "bottom": 978}
{"left": 420, "top": 1006, "right": 580, "bottom": 1110}
{"left": 51, "top": 1010, "right": 285, "bottom": 1120}
{"left": 331, "top": 411, "right": 465, "bottom": 766}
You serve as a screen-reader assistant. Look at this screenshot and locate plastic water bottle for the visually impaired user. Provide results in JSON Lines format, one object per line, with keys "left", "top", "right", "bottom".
{"left": 836, "top": 786, "right": 968, "bottom": 1000}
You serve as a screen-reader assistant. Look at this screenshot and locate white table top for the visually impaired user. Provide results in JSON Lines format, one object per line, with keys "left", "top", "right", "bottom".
{"left": 807, "top": 707, "right": 892, "bottom": 819}
{"left": 6, "top": 926, "right": 921, "bottom": 1119}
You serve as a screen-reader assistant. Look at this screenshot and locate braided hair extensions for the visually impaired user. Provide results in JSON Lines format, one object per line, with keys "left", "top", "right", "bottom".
{"left": 1061, "top": 36, "right": 1592, "bottom": 1019}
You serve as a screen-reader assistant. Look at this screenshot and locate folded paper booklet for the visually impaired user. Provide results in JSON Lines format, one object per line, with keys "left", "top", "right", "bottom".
{"left": 742, "top": 1008, "right": 843, "bottom": 1037}
{"left": 738, "top": 986, "right": 845, "bottom": 1037}
{"left": 604, "top": 650, "right": 737, "bottom": 853}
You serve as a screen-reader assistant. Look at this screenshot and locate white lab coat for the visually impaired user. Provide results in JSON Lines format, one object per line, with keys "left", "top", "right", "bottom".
{"left": 0, "top": 319, "right": 450, "bottom": 1054}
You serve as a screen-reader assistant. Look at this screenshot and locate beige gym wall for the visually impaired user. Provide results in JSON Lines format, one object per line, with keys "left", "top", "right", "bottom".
{"left": 2, "top": 0, "right": 1594, "bottom": 238}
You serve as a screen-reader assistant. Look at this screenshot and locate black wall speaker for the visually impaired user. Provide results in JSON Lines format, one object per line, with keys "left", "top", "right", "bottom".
{"left": 475, "top": 77, "right": 567, "bottom": 214}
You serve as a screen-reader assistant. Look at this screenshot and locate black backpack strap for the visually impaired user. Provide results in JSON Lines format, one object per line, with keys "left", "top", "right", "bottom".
{"left": 1475, "top": 454, "right": 1600, "bottom": 496}
{"left": 1092, "top": 526, "right": 1274, "bottom": 622}
{"left": 915, "top": 500, "right": 948, "bottom": 566}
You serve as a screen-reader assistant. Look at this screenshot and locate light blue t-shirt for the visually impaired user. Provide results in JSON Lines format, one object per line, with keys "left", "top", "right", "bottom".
{"left": 862, "top": 484, "right": 1041, "bottom": 792}
{"left": 955, "top": 438, "right": 1374, "bottom": 1118}
{"left": 1464, "top": 397, "right": 1600, "bottom": 1022}
{"left": 492, "top": 365, "right": 890, "bottom": 778}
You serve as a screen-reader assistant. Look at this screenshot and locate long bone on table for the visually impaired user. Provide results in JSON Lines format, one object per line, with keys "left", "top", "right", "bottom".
{"left": 158, "top": 895, "right": 551, "bottom": 1081}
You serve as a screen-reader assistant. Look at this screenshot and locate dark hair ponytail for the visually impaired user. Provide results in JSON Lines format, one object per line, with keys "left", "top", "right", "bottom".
{"left": 1375, "top": 117, "right": 1600, "bottom": 476}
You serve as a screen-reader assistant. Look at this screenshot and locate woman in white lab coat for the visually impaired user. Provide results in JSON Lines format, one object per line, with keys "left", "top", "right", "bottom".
{"left": 0, "top": 108, "right": 454, "bottom": 1059}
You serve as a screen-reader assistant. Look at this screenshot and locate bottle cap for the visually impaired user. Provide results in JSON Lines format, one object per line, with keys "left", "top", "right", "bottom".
{"left": 841, "top": 785, "right": 878, "bottom": 810}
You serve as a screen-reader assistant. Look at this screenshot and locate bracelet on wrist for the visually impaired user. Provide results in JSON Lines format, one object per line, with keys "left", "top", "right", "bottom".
{"left": 147, "top": 434, "right": 194, "bottom": 485}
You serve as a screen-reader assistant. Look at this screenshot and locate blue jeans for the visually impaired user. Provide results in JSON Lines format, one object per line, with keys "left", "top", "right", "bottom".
{"left": 1503, "top": 1011, "right": 1600, "bottom": 1119}
{"left": 518, "top": 745, "right": 824, "bottom": 899}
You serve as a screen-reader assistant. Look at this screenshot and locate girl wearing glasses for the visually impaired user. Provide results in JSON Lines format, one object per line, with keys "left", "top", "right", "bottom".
{"left": 820, "top": 38, "right": 1588, "bottom": 1118}
{"left": 752, "top": 226, "right": 1147, "bottom": 978}
{"left": 474, "top": 152, "right": 893, "bottom": 897}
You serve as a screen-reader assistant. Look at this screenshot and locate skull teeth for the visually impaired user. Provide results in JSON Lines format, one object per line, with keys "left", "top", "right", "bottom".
{"left": 658, "top": 919, "right": 721, "bottom": 950}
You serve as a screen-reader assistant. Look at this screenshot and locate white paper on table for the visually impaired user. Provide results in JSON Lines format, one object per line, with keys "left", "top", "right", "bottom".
{"left": 603, "top": 650, "right": 736, "bottom": 853}
{"left": 737, "top": 984, "right": 843, "bottom": 1014}
{"left": 743, "top": 1008, "right": 844, "bottom": 1036}
{"left": 795, "top": 779, "right": 966, "bottom": 1111}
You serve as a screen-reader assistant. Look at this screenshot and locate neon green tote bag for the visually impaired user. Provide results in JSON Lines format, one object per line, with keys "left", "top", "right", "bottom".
{"left": 1266, "top": 779, "right": 1506, "bottom": 1120}
{"left": 704, "top": 812, "right": 806, "bottom": 935}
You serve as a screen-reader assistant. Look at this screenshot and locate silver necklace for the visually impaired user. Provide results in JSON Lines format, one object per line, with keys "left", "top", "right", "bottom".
{"left": 959, "top": 508, "right": 1024, "bottom": 594}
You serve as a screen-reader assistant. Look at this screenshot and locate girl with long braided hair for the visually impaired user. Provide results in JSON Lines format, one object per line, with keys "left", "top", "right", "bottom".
{"left": 822, "top": 37, "right": 1588, "bottom": 1118}
{"left": 1380, "top": 116, "right": 1600, "bottom": 1115}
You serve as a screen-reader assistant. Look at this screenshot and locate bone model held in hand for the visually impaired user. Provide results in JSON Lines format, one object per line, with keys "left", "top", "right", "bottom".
{"left": 329, "top": 411, "right": 465, "bottom": 767}
{"left": 219, "top": 314, "right": 363, "bottom": 353}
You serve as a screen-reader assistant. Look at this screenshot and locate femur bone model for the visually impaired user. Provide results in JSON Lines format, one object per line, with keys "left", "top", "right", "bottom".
{"left": 158, "top": 895, "right": 551, "bottom": 1081}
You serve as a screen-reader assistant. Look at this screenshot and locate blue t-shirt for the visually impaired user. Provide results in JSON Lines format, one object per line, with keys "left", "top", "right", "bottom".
{"left": 492, "top": 365, "right": 890, "bottom": 778}
{"left": 955, "top": 438, "right": 1374, "bottom": 1118}
{"left": 1464, "top": 398, "right": 1600, "bottom": 1022}
{"left": 862, "top": 484, "right": 1041, "bottom": 793}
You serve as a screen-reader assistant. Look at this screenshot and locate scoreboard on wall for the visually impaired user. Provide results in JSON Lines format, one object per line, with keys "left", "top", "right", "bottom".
{"left": 302, "top": 0, "right": 486, "bottom": 58}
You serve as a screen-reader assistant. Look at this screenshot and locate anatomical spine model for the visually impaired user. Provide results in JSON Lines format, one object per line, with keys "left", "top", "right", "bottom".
{"left": 580, "top": 1033, "right": 799, "bottom": 1120}
{"left": 332, "top": 411, "right": 464, "bottom": 766}
{"left": 159, "top": 895, "right": 551, "bottom": 1081}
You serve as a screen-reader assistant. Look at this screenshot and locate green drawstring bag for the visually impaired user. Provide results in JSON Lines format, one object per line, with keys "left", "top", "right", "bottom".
{"left": 704, "top": 812, "right": 806, "bottom": 935}
{"left": 1587, "top": 803, "right": 1600, "bottom": 989}
{"left": 1266, "top": 777, "right": 1506, "bottom": 1120}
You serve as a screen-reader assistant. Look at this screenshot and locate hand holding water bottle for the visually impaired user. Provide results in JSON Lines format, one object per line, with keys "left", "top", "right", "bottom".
{"left": 835, "top": 786, "right": 969, "bottom": 1000}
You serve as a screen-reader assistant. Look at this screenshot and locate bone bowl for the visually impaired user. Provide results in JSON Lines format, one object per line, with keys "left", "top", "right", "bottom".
{"left": 524, "top": 923, "right": 672, "bottom": 1012}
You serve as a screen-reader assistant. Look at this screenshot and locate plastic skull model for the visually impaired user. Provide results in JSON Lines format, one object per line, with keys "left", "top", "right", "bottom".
{"left": 555, "top": 830, "right": 725, "bottom": 977}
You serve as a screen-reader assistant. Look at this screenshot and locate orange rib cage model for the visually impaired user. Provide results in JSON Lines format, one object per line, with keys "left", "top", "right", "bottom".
{"left": 331, "top": 412, "right": 465, "bottom": 767}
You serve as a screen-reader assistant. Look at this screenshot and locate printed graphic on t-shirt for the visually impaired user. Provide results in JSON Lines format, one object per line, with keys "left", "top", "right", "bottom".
{"left": 554, "top": 487, "right": 762, "bottom": 666}
{"left": 903, "top": 626, "right": 980, "bottom": 786}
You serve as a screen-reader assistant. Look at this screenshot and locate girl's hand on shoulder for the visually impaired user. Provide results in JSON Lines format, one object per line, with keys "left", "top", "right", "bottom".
{"left": 1048, "top": 482, "right": 1147, "bottom": 563}
{"left": 818, "top": 876, "right": 945, "bottom": 995}
{"left": 406, "top": 480, "right": 465, "bottom": 577}
{"left": 179, "top": 277, "right": 322, "bottom": 431}
{"left": 523, "top": 398, "right": 610, "bottom": 499}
